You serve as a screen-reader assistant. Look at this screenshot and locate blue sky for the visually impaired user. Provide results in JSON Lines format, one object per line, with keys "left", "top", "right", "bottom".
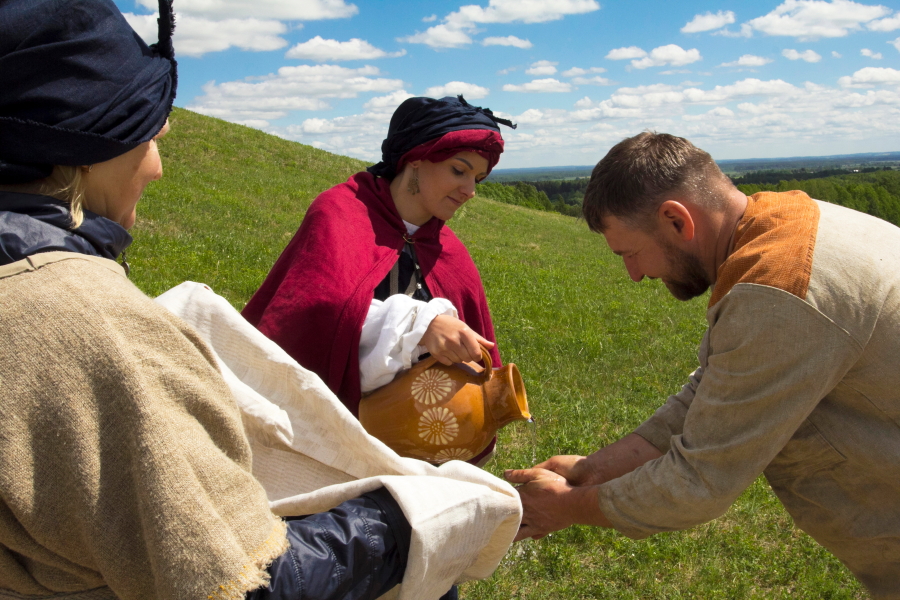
{"left": 118, "top": 0, "right": 900, "bottom": 168}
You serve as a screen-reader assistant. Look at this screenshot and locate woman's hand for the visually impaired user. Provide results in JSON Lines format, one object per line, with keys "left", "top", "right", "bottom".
{"left": 419, "top": 314, "right": 494, "bottom": 365}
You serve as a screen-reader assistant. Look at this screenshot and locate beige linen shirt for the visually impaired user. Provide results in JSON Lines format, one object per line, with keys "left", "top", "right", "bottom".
{"left": 597, "top": 192, "right": 900, "bottom": 598}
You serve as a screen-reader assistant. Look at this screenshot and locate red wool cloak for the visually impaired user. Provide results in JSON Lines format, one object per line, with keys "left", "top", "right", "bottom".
{"left": 242, "top": 171, "right": 501, "bottom": 417}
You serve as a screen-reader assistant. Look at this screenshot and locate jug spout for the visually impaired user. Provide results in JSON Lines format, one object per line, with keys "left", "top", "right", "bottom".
{"left": 483, "top": 363, "right": 530, "bottom": 428}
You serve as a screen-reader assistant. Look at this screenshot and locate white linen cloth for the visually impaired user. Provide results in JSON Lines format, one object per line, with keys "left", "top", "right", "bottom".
{"left": 155, "top": 282, "right": 521, "bottom": 600}
{"left": 360, "top": 295, "right": 457, "bottom": 393}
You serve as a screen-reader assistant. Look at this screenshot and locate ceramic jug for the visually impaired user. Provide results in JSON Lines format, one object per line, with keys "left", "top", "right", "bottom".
{"left": 359, "top": 347, "right": 531, "bottom": 464}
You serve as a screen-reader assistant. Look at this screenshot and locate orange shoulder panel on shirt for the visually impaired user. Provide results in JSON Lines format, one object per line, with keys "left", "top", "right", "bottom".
{"left": 708, "top": 190, "right": 819, "bottom": 308}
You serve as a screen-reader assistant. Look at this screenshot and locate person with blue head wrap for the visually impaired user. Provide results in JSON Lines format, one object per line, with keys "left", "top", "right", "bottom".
{"left": 0, "top": 1, "right": 412, "bottom": 599}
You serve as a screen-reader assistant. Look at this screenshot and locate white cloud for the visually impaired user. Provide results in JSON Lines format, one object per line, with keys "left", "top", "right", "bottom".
{"left": 833, "top": 50, "right": 843, "bottom": 57}
{"left": 424, "top": 81, "right": 491, "bottom": 99}
{"left": 502, "top": 78, "right": 573, "bottom": 92}
{"left": 482, "top": 35, "right": 533, "bottom": 48}
{"left": 683, "top": 106, "right": 736, "bottom": 120}
{"left": 720, "top": 54, "right": 774, "bottom": 67}
{"left": 783, "top": 48, "right": 823, "bottom": 61}
{"left": 399, "top": 24, "right": 473, "bottom": 48}
{"left": 285, "top": 36, "right": 405, "bottom": 61}
{"left": 137, "top": 0, "right": 359, "bottom": 19}
{"left": 423, "top": 14, "right": 438, "bottom": 22}
{"left": 444, "top": 0, "right": 600, "bottom": 26}
{"left": 861, "top": 48, "right": 883, "bottom": 59}
{"left": 125, "top": 13, "right": 289, "bottom": 57}
{"left": 867, "top": 13, "right": 900, "bottom": 31}
{"left": 571, "top": 76, "right": 613, "bottom": 85}
{"left": 838, "top": 66, "right": 900, "bottom": 86}
{"left": 187, "top": 65, "right": 404, "bottom": 125}
{"left": 269, "top": 76, "right": 900, "bottom": 168}
{"left": 892, "top": 37, "right": 900, "bottom": 51}
{"left": 606, "top": 46, "right": 647, "bottom": 60}
{"left": 574, "top": 96, "right": 593, "bottom": 108}
{"left": 401, "top": 0, "right": 599, "bottom": 49}
{"left": 681, "top": 10, "right": 736, "bottom": 33}
{"left": 526, "top": 60, "right": 559, "bottom": 75}
{"left": 748, "top": 0, "right": 891, "bottom": 39}
{"left": 562, "top": 66, "right": 607, "bottom": 77}
{"left": 714, "top": 23, "right": 754, "bottom": 37}
{"left": 631, "top": 45, "right": 702, "bottom": 69}
{"left": 277, "top": 92, "right": 407, "bottom": 160}
{"left": 137, "top": 0, "right": 358, "bottom": 20}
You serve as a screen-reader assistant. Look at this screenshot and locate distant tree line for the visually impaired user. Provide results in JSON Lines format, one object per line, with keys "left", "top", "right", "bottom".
{"left": 738, "top": 170, "right": 900, "bottom": 227}
{"left": 477, "top": 178, "right": 590, "bottom": 218}
{"left": 476, "top": 181, "right": 582, "bottom": 217}
{"left": 730, "top": 166, "right": 893, "bottom": 186}
{"left": 478, "top": 169, "right": 900, "bottom": 228}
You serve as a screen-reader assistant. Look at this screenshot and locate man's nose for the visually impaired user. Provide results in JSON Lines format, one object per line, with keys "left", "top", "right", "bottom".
{"left": 624, "top": 257, "right": 644, "bottom": 282}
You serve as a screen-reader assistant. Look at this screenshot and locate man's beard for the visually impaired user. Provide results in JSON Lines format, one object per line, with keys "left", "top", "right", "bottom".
{"left": 658, "top": 238, "right": 711, "bottom": 301}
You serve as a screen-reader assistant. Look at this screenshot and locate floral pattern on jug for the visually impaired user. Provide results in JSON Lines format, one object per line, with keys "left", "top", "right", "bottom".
{"left": 435, "top": 448, "right": 474, "bottom": 462}
{"left": 418, "top": 407, "right": 459, "bottom": 445}
{"left": 411, "top": 370, "right": 453, "bottom": 405}
{"left": 359, "top": 345, "right": 531, "bottom": 464}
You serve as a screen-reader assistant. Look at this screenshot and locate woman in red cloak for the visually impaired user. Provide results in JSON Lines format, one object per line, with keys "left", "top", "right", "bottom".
{"left": 242, "top": 96, "right": 516, "bottom": 466}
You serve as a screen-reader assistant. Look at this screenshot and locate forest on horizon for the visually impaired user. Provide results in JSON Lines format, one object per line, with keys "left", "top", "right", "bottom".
{"left": 478, "top": 167, "right": 900, "bottom": 228}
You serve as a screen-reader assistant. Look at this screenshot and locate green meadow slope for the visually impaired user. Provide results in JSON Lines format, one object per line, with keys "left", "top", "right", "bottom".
{"left": 132, "top": 108, "right": 863, "bottom": 599}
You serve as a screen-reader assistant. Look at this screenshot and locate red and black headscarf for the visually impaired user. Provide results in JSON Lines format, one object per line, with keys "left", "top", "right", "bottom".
{"left": 367, "top": 95, "right": 515, "bottom": 180}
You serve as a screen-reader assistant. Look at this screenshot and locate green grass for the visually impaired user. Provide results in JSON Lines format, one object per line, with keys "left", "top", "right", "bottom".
{"left": 132, "top": 108, "right": 864, "bottom": 599}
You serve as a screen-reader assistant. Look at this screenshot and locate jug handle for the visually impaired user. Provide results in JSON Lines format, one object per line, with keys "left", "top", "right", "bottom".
{"left": 417, "top": 345, "right": 492, "bottom": 379}
{"left": 462, "top": 344, "right": 493, "bottom": 382}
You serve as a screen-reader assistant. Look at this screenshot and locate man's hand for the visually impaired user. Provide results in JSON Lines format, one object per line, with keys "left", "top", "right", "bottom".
{"left": 420, "top": 314, "right": 494, "bottom": 365}
{"left": 532, "top": 434, "right": 665, "bottom": 487}
{"left": 533, "top": 455, "right": 593, "bottom": 486}
{"left": 505, "top": 467, "right": 609, "bottom": 542}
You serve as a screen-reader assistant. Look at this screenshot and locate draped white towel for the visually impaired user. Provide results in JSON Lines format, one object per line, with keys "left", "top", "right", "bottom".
{"left": 155, "top": 282, "right": 522, "bottom": 600}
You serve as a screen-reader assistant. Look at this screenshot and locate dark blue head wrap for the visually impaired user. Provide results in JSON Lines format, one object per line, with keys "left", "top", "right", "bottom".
{"left": 368, "top": 95, "right": 516, "bottom": 179}
{"left": 0, "top": 0, "right": 177, "bottom": 184}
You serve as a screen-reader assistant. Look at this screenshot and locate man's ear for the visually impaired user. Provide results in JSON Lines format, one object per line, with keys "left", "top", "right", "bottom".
{"left": 657, "top": 200, "right": 695, "bottom": 242}
{"left": 407, "top": 160, "right": 422, "bottom": 169}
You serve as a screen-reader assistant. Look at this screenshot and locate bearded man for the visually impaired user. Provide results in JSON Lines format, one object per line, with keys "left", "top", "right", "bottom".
{"left": 506, "top": 131, "right": 900, "bottom": 598}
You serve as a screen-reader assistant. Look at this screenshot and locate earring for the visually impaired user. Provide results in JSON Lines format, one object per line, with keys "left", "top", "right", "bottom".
{"left": 407, "top": 168, "right": 420, "bottom": 195}
{"left": 81, "top": 165, "right": 94, "bottom": 173}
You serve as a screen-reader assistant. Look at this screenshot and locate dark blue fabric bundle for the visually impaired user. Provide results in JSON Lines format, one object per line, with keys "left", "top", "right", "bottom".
{"left": 0, "top": 0, "right": 177, "bottom": 184}
{"left": 367, "top": 95, "right": 516, "bottom": 179}
{"left": 0, "top": 190, "right": 132, "bottom": 266}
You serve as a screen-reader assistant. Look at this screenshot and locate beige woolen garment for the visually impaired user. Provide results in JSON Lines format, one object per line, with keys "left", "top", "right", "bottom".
{"left": 0, "top": 253, "right": 288, "bottom": 600}
{"left": 153, "top": 281, "right": 522, "bottom": 600}
{"left": 597, "top": 195, "right": 900, "bottom": 599}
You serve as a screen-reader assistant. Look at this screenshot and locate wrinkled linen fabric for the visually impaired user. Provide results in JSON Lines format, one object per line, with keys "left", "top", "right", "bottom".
{"left": 156, "top": 281, "right": 522, "bottom": 600}
{"left": 0, "top": 253, "right": 288, "bottom": 600}
{"left": 359, "top": 295, "right": 457, "bottom": 393}
{"left": 598, "top": 193, "right": 900, "bottom": 598}
{"left": 241, "top": 171, "right": 501, "bottom": 417}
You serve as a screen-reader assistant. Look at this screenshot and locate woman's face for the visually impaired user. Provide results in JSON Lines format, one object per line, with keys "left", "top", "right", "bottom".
{"left": 407, "top": 151, "right": 490, "bottom": 224}
{"left": 81, "top": 120, "right": 169, "bottom": 229}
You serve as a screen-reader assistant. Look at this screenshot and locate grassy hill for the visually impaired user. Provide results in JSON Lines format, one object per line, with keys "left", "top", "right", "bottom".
{"left": 133, "top": 108, "right": 863, "bottom": 599}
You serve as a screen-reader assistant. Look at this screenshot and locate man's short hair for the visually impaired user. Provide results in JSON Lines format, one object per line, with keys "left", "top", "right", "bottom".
{"left": 582, "top": 131, "right": 731, "bottom": 232}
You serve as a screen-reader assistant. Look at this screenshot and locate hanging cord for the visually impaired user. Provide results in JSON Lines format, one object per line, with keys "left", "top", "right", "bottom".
{"left": 119, "top": 250, "right": 130, "bottom": 277}
{"left": 456, "top": 95, "right": 517, "bottom": 130}
{"left": 388, "top": 236, "right": 423, "bottom": 297}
